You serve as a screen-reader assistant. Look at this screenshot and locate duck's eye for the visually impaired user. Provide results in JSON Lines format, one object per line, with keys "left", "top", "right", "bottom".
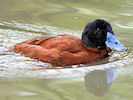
{"left": 97, "top": 28, "right": 100, "bottom": 31}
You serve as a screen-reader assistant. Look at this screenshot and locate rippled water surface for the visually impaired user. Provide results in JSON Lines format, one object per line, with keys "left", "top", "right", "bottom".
{"left": 0, "top": 0, "right": 133, "bottom": 100}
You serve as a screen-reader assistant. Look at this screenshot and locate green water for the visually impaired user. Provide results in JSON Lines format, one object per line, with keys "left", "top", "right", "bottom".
{"left": 0, "top": 0, "right": 133, "bottom": 100}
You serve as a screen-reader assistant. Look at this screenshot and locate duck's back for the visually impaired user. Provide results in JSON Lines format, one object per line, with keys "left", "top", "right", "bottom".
{"left": 21, "top": 35, "right": 82, "bottom": 52}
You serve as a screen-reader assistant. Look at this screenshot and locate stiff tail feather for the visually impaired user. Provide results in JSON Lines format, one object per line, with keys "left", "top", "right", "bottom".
{"left": 0, "top": 45, "right": 14, "bottom": 53}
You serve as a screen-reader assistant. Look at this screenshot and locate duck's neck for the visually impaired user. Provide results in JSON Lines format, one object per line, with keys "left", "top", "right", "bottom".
{"left": 83, "top": 46, "right": 104, "bottom": 53}
{"left": 83, "top": 45, "right": 112, "bottom": 57}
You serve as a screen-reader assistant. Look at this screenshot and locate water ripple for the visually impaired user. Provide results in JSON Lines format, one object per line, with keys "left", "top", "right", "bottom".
{"left": 0, "top": 21, "right": 132, "bottom": 80}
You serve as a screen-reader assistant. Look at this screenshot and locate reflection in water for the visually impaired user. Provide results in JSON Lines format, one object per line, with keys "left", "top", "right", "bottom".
{"left": 84, "top": 68, "right": 118, "bottom": 97}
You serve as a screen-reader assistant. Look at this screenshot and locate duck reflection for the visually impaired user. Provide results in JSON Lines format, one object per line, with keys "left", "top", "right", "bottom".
{"left": 84, "top": 68, "right": 118, "bottom": 97}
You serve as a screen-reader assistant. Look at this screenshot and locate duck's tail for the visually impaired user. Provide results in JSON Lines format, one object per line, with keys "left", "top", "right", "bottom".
{"left": 0, "top": 45, "right": 14, "bottom": 53}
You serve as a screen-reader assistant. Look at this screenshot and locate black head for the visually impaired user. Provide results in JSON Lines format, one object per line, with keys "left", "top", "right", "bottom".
{"left": 82, "top": 19, "right": 113, "bottom": 49}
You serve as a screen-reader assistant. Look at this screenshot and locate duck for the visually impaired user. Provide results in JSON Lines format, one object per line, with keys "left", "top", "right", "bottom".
{"left": 12, "top": 19, "right": 127, "bottom": 66}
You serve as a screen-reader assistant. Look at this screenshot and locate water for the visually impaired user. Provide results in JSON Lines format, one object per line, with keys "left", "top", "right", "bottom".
{"left": 0, "top": 0, "right": 133, "bottom": 100}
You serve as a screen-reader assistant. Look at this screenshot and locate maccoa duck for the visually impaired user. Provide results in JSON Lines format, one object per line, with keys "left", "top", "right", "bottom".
{"left": 12, "top": 19, "right": 127, "bottom": 66}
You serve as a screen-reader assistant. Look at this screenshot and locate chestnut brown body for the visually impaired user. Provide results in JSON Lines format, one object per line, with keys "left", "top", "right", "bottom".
{"left": 14, "top": 35, "right": 110, "bottom": 66}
